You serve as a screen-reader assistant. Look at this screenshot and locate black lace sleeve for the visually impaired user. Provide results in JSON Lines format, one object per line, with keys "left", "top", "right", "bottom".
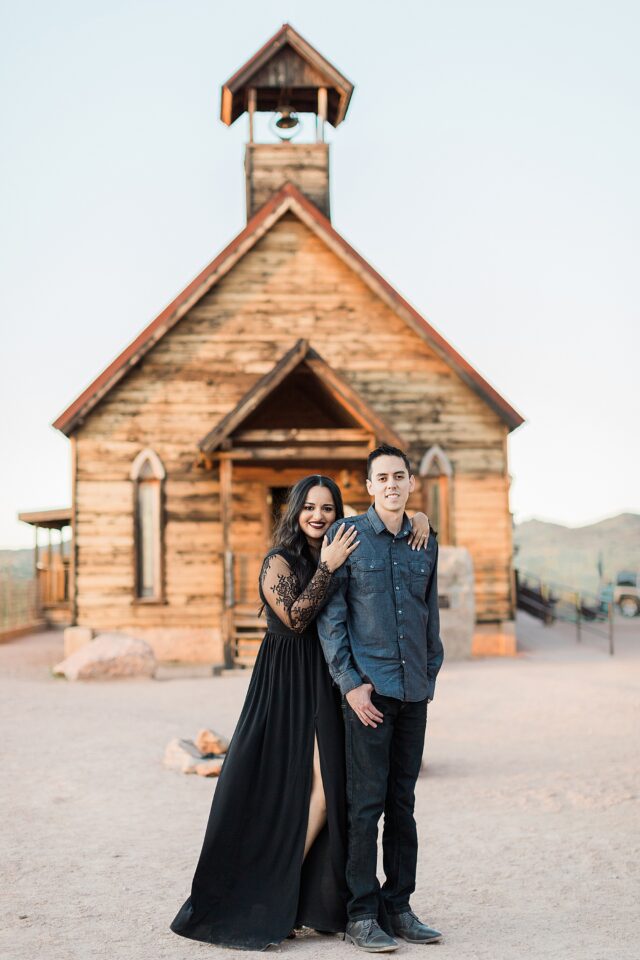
{"left": 259, "top": 553, "right": 333, "bottom": 634}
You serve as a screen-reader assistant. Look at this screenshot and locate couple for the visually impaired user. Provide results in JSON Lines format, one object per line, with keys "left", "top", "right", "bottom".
{"left": 171, "top": 444, "right": 445, "bottom": 952}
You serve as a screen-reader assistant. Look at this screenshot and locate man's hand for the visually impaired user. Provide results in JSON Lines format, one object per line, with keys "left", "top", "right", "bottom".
{"left": 346, "top": 683, "right": 384, "bottom": 727}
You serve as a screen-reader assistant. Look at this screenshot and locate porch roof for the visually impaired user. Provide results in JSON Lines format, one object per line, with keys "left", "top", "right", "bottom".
{"left": 18, "top": 508, "right": 72, "bottom": 530}
{"left": 199, "top": 338, "right": 404, "bottom": 456}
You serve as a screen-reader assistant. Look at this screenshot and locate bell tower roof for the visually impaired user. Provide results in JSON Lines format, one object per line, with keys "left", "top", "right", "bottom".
{"left": 220, "top": 23, "right": 354, "bottom": 128}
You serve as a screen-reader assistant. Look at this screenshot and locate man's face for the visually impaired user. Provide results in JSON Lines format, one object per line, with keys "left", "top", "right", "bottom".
{"left": 366, "top": 454, "right": 415, "bottom": 513}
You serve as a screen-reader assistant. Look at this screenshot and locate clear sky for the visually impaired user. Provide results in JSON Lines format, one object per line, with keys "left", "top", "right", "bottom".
{"left": 1, "top": 0, "right": 639, "bottom": 549}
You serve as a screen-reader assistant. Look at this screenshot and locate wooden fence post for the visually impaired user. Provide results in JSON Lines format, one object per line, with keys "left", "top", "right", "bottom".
{"left": 608, "top": 602, "right": 614, "bottom": 656}
{"left": 220, "top": 458, "right": 234, "bottom": 669}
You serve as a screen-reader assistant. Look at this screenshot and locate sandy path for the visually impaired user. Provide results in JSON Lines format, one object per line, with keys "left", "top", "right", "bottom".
{"left": 1, "top": 615, "right": 639, "bottom": 960}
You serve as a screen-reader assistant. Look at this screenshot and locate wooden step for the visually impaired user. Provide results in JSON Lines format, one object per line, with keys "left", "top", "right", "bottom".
{"left": 233, "top": 655, "right": 260, "bottom": 667}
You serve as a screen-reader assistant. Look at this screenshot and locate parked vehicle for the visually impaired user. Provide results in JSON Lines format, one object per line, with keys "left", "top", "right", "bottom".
{"left": 614, "top": 571, "right": 640, "bottom": 618}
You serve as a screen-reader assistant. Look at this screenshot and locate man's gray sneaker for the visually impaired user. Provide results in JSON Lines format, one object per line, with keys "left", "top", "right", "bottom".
{"left": 390, "top": 910, "right": 442, "bottom": 943}
{"left": 345, "top": 919, "right": 399, "bottom": 953}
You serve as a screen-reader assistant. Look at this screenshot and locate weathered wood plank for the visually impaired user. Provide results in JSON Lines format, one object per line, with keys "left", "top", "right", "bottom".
{"left": 217, "top": 445, "right": 372, "bottom": 461}
{"left": 235, "top": 428, "right": 370, "bottom": 443}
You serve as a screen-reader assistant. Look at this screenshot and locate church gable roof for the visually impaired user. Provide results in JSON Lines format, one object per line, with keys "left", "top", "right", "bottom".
{"left": 199, "top": 338, "right": 405, "bottom": 454}
{"left": 53, "top": 182, "right": 524, "bottom": 436}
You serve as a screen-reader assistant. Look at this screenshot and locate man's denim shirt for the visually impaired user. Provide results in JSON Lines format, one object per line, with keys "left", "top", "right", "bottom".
{"left": 316, "top": 506, "right": 444, "bottom": 703}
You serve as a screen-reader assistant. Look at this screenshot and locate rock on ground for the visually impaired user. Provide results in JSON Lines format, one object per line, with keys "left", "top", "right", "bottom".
{"left": 53, "top": 632, "right": 156, "bottom": 681}
{"left": 194, "top": 728, "right": 229, "bottom": 756}
{"left": 163, "top": 738, "right": 204, "bottom": 774}
{"left": 164, "top": 737, "right": 226, "bottom": 776}
{"left": 194, "top": 758, "right": 224, "bottom": 777}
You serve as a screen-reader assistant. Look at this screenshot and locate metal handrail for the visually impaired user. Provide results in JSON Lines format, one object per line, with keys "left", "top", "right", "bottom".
{"left": 515, "top": 568, "right": 615, "bottom": 655}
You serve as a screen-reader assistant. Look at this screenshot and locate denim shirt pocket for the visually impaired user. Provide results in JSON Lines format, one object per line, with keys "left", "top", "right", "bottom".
{"left": 409, "top": 557, "right": 430, "bottom": 598}
{"left": 350, "top": 556, "right": 386, "bottom": 596}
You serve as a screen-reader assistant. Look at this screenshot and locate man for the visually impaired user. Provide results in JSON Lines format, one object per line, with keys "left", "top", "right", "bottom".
{"left": 317, "top": 444, "right": 444, "bottom": 953}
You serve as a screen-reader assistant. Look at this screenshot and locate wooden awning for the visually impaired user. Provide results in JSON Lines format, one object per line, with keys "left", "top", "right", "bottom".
{"left": 199, "top": 339, "right": 405, "bottom": 461}
{"left": 220, "top": 23, "right": 354, "bottom": 127}
{"left": 18, "top": 508, "right": 71, "bottom": 530}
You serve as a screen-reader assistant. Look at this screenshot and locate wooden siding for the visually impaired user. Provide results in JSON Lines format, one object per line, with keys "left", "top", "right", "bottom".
{"left": 74, "top": 212, "right": 514, "bottom": 658}
{"left": 245, "top": 143, "right": 330, "bottom": 219}
{"left": 452, "top": 473, "right": 514, "bottom": 621}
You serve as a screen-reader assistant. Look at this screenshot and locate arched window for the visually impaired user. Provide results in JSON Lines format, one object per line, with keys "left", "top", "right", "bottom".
{"left": 419, "top": 445, "right": 453, "bottom": 545}
{"left": 130, "top": 450, "right": 165, "bottom": 600}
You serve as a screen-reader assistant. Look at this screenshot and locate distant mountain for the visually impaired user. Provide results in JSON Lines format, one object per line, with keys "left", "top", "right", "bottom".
{"left": 0, "top": 548, "right": 34, "bottom": 580}
{"left": 514, "top": 513, "right": 640, "bottom": 596}
{"left": 3, "top": 515, "right": 638, "bottom": 599}
{"left": 0, "top": 544, "right": 65, "bottom": 581}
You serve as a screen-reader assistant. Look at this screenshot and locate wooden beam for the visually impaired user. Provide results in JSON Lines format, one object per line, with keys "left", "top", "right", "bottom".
{"left": 69, "top": 433, "right": 79, "bottom": 619}
{"left": 33, "top": 524, "right": 41, "bottom": 619}
{"left": 248, "top": 87, "right": 256, "bottom": 142}
{"left": 234, "top": 428, "right": 371, "bottom": 443}
{"left": 317, "top": 87, "right": 327, "bottom": 142}
{"left": 220, "top": 458, "right": 234, "bottom": 669}
{"left": 18, "top": 508, "right": 71, "bottom": 528}
{"left": 218, "top": 445, "right": 371, "bottom": 461}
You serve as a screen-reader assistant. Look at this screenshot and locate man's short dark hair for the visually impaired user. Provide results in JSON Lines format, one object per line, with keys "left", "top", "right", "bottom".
{"left": 366, "top": 443, "right": 412, "bottom": 480}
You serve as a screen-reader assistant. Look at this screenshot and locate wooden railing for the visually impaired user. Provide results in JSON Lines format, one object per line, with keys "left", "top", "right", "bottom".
{"left": 515, "top": 569, "right": 616, "bottom": 655}
{"left": 0, "top": 576, "right": 39, "bottom": 634}
{"left": 37, "top": 557, "right": 70, "bottom": 606}
{"left": 230, "top": 551, "right": 266, "bottom": 666}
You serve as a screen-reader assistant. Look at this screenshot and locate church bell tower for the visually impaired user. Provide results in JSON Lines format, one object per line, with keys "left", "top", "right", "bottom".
{"left": 220, "top": 24, "right": 354, "bottom": 221}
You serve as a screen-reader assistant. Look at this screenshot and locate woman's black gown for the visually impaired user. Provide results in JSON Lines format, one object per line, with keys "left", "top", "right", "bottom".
{"left": 170, "top": 549, "right": 348, "bottom": 950}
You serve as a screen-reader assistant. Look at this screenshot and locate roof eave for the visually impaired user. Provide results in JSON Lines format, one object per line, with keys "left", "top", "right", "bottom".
{"left": 198, "top": 339, "right": 406, "bottom": 455}
{"left": 52, "top": 188, "right": 299, "bottom": 436}
{"left": 220, "top": 23, "right": 353, "bottom": 127}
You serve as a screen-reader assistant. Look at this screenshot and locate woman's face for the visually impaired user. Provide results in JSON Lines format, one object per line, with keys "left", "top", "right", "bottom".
{"left": 298, "top": 485, "right": 337, "bottom": 543}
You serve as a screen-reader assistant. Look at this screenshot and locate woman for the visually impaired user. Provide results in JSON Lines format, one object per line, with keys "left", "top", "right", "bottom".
{"left": 170, "top": 476, "right": 430, "bottom": 950}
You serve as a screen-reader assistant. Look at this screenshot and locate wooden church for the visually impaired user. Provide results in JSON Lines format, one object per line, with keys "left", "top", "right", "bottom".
{"left": 52, "top": 24, "right": 524, "bottom": 666}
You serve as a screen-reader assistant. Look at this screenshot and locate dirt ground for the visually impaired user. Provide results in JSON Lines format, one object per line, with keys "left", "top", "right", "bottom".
{"left": 2, "top": 614, "right": 639, "bottom": 960}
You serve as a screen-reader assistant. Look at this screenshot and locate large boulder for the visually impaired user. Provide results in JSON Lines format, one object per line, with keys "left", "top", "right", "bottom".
{"left": 63, "top": 626, "right": 93, "bottom": 657}
{"left": 437, "top": 546, "right": 475, "bottom": 660}
{"left": 194, "top": 728, "right": 229, "bottom": 756}
{"left": 53, "top": 632, "right": 157, "bottom": 680}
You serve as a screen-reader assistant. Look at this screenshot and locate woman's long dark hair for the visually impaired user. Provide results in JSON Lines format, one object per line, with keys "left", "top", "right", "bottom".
{"left": 272, "top": 475, "right": 344, "bottom": 589}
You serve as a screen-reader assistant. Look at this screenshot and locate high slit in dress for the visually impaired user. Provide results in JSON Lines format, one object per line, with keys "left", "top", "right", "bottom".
{"left": 170, "top": 548, "right": 348, "bottom": 950}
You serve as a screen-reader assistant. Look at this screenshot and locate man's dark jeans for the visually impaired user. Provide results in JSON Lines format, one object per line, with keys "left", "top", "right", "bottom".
{"left": 342, "top": 690, "right": 428, "bottom": 920}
